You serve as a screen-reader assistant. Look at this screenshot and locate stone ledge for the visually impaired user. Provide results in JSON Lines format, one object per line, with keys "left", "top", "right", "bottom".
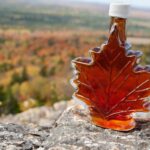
{"left": 0, "top": 105, "right": 149, "bottom": 150}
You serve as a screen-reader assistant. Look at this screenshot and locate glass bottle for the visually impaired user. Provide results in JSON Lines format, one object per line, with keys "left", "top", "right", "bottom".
{"left": 108, "top": 3, "right": 142, "bottom": 63}
{"left": 109, "top": 2, "right": 131, "bottom": 49}
{"left": 71, "top": 2, "right": 150, "bottom": 131}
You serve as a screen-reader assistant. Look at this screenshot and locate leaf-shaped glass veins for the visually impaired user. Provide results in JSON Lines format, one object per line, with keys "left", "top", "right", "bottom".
{"left": 71, "top": 25, "right": 150, "bottom": 131}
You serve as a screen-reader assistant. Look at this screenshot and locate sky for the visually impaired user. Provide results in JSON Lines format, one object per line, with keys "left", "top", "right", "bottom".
{"left": 78, "top": 0, "right": 150, "bottom": 9}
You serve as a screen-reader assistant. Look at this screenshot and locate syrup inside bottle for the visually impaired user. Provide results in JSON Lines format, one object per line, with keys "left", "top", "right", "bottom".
{"left": 72, "top": 13, "right": 150, "bottom": 131}
{"left": 109, "top": 17, "right": 131, "bottom": 50}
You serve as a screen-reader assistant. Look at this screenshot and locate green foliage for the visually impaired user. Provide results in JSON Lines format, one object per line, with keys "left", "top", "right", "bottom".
{"left": 0, "top": 86, "right": 20, "bottom": 114}
{"left": 48, "top": 66, "right": 56, "bottom": 76}
{"left": 0, "top": 37, "right": 5, "bottom": 44}
{"left": 40, "top": 65, "right": 48, "bottom": 77}
{"left": 0, "top": 63, "right": 13, "bottom": 73}
{"left": 50, "top": 88, "right": 59, "bottom": 105}
{"left": 10, "top": 67, "right": 29, "bottom": 85}
{"left": 4, "top": 87, "right": 20, "bottom": 114}
{"left": 48, "top": 39, "right": 55, "bottom": 46}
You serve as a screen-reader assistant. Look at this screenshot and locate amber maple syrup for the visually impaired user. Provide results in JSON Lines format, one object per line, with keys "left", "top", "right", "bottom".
{"left": 71, "top": 3, "right": 150, "bottom": 131}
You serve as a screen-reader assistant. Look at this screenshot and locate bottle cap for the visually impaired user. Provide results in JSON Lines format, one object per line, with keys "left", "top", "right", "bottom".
{"left": 109, "top": 3, "right": 130, "bottom": 18}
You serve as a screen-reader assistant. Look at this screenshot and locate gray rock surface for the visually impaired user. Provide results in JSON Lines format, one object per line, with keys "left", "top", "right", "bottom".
{"left": 0, "top": 102, "right": 150, "bottom": 150}
{"left": 0, "top": 101, "right": 72, "bottom": 128}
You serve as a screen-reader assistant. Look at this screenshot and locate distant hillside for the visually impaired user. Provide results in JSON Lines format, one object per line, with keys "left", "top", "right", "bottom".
{"left": 0, "top": 0, "right": 149, "bottom": 19}
{"left": 0, "top": 0, "right": 149, "bottom": 37}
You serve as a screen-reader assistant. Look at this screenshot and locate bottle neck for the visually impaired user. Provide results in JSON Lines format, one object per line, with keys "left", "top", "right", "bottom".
{"left": 109, "top": 17, "right": 127, "bottom": 47}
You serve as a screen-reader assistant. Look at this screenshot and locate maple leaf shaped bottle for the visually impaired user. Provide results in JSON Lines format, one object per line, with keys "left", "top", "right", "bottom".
{"left": 71, "top": 2, "right": 150, "bottom": 131}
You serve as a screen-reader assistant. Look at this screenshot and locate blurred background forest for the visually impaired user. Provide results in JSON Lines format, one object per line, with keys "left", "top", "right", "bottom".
{"left": 0, "top": 0, "right": 150, "bottom": 115}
